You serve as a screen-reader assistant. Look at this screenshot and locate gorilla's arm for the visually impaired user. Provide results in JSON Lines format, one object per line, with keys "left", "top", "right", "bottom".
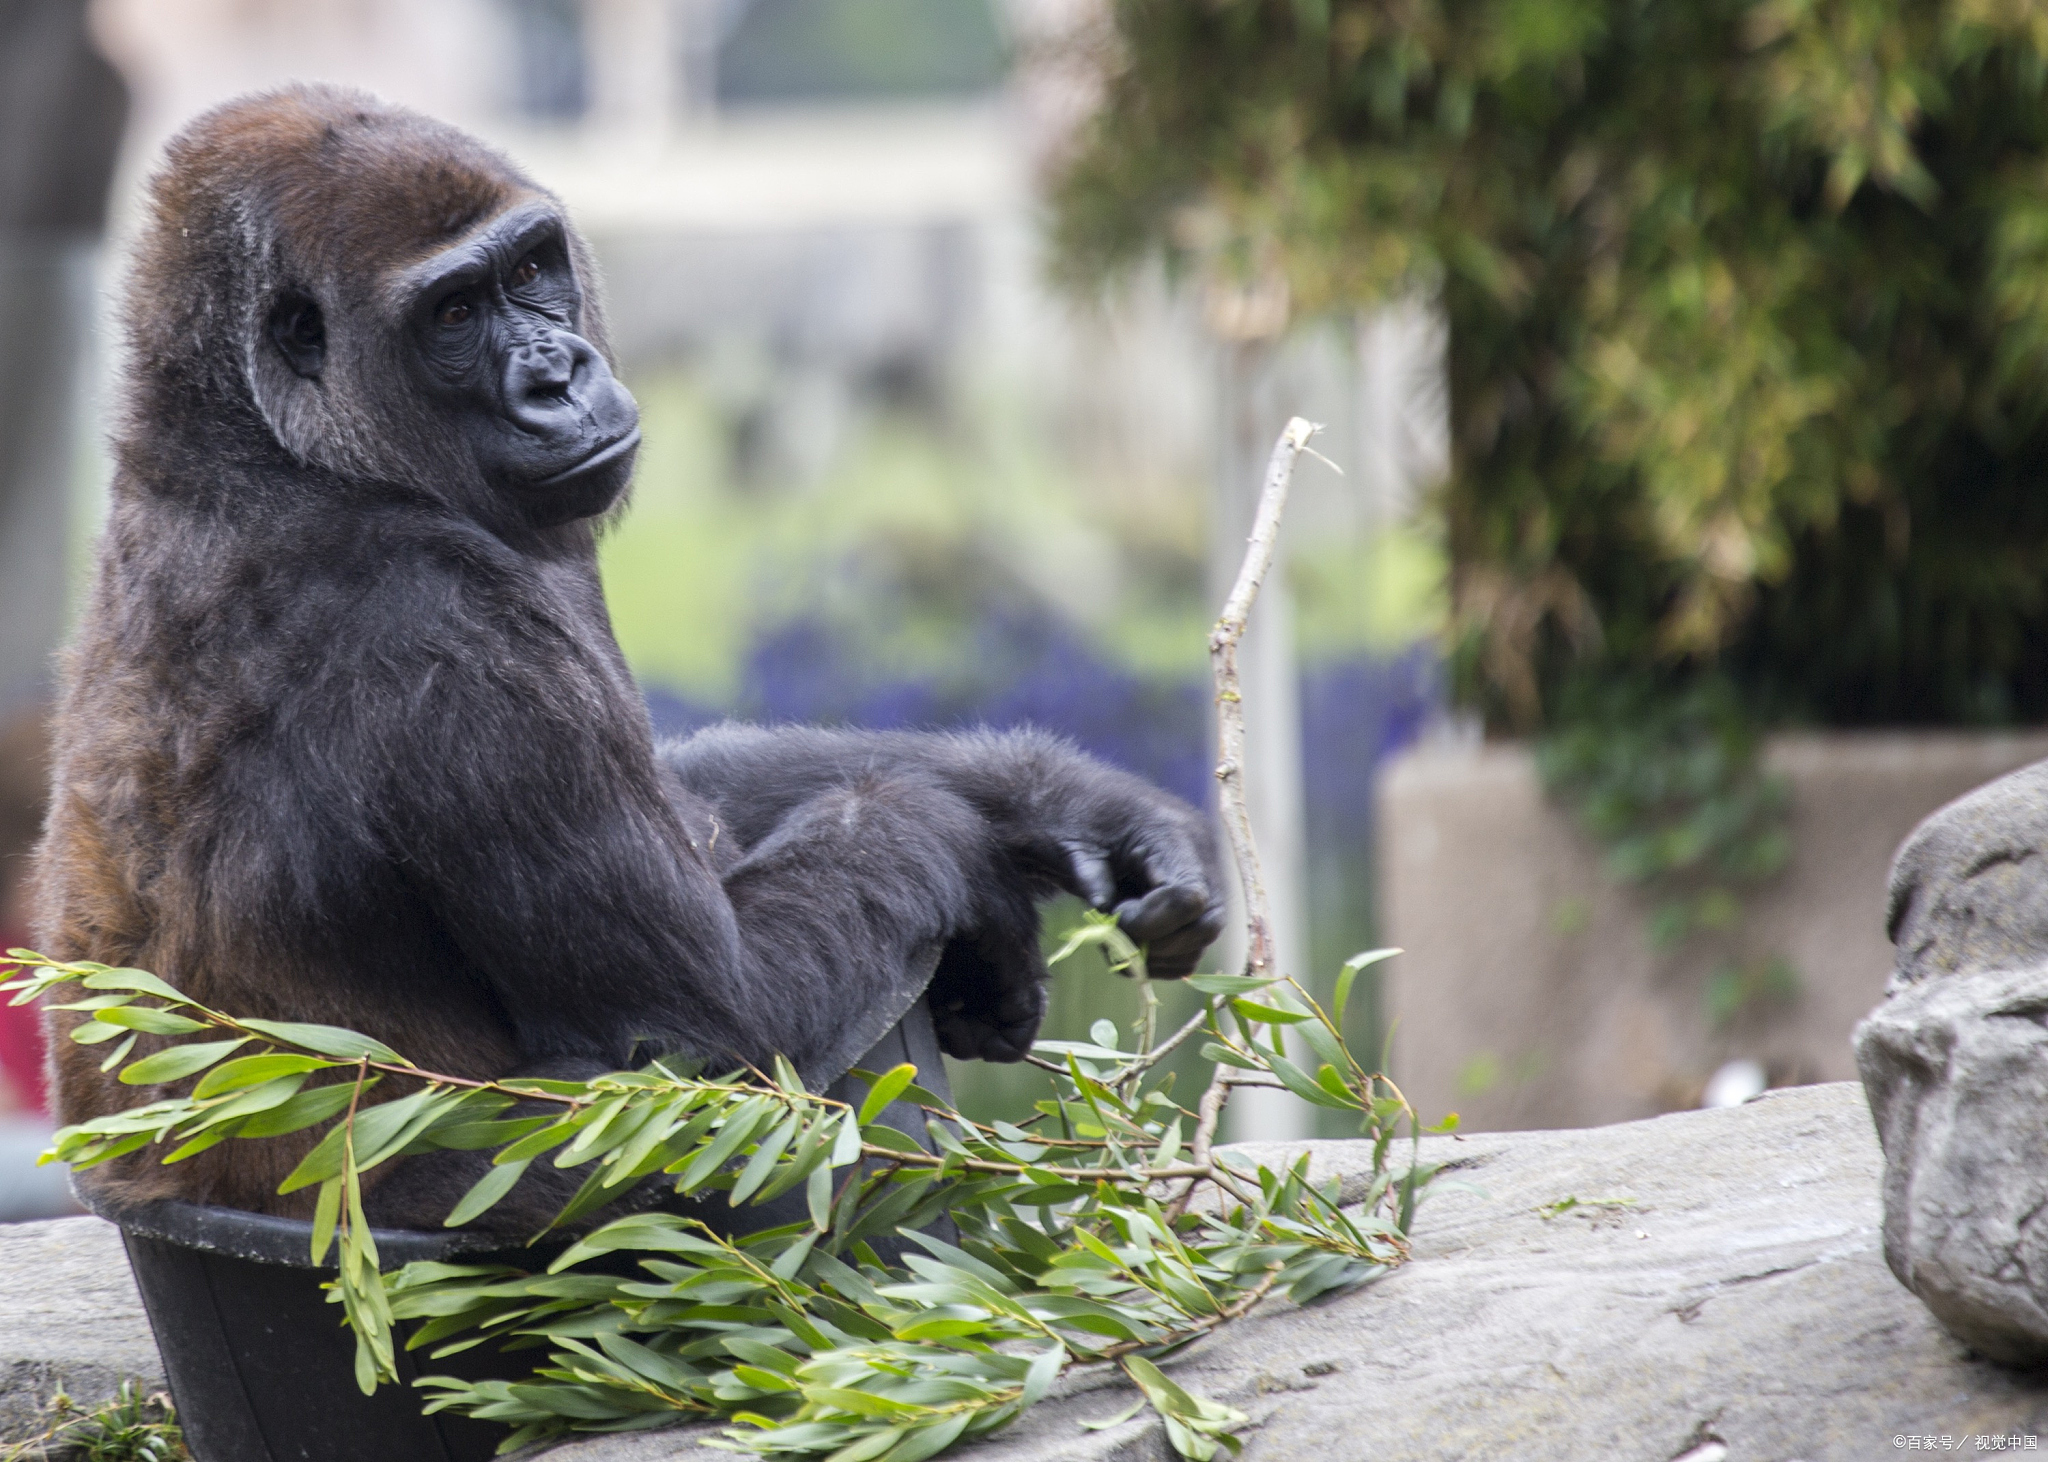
{"left": 658, "top": 723, "right": 1227, "bottom": 1060}
{"left": 354, "top": 579, "right": 1011, "bottom": 1087}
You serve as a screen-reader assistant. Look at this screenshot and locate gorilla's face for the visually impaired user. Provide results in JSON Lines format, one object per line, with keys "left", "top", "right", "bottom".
{"left": 265, "top": 199, "right": 641, "bottom": 527}
{"left": 405, "top": 203, "right": 640, "bottom": 525}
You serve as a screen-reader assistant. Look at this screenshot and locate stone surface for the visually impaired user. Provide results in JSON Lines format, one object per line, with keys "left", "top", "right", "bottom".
{"left": 536, "top": 1083, "right": 2048, "bottom": 1462}
{"left": 10, "top": 1086, "right": 2046, "bottom": 1459}
{"left": 1855, "top": 758, "right": 2048, "bottom": 1366}
{"left": 1857, "top": 963, "right": 2048, "bottom": 1367}
{"left": 0, "top": 1216, "right": 163, "bottom": 1439}
{"left": 1380, "top": 731, "right": 2048, "bottom": 1132}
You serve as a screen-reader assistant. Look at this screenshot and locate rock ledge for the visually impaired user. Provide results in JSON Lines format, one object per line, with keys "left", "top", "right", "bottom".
{"left": 8, "top": 1084, "right": 2047, "bottom": 1460}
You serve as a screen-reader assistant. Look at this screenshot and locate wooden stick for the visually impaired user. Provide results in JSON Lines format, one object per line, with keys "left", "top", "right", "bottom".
{"left": 1191, "top": 415, "right": 1321, "bottom": 1166}
{"left": 1208, "top": 415, "right": 1321, "bottom": 982}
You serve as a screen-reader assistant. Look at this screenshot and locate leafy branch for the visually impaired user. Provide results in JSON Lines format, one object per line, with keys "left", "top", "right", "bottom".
{"left": 4, "top": 936, "right": 1435, "bottom": 1460}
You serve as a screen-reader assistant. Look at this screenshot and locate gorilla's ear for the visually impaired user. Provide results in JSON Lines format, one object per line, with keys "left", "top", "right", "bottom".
{"left": 267, "top": 292, "right": 326, "bottom": 379}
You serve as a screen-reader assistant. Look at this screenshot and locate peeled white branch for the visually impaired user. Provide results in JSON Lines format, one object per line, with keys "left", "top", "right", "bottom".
{"left": 1193, "top": 415, "right": 1321, "bottom": 1165}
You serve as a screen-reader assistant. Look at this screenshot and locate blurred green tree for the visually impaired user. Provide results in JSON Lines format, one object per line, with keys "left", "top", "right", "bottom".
{"left": 1050, "top": 1, "right": 2048, "bottom": 987}
{"left": 1050, "top": 0, "right": 2048, "bottom": 734}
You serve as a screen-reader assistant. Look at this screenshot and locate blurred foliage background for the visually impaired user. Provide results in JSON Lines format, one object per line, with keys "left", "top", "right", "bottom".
{"left": 1049, "top": 0, "right": 2048, "bottom": 986}
{"left": 1054, "top": 0, "right": 2048, "bottom": 732}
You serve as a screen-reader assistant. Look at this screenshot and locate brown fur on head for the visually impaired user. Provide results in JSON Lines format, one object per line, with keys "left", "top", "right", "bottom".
{"left": 121, "top": 84, "right": 615, "bottom": 498}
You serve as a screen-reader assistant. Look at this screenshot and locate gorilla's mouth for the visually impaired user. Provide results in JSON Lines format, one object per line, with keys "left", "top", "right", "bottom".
{"left": 534, "top": 428, "right": 641, "bottom": 489}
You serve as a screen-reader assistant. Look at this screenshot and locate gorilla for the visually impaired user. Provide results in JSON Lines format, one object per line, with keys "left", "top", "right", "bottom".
{"left": 32, "top": 86, "right": 1223, "bottom": 1235}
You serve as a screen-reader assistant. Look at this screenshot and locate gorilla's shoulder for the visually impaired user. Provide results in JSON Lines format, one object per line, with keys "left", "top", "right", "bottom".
{"left": 1889, "top": 759, "right": 2048, "bottom": 986}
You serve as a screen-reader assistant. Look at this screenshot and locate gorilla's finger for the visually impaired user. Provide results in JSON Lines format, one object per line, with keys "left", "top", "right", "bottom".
{"left": 935, "top": 1012, "right": 991, "bottom": 1060}
{"left": 979, "top": 1016, "right": 1042, "bottom": 1062}
{"left": 1112, "top": 884, "right": 1225, "bottom": 978}
{"left": 1061, "top": 841, "right": 1117, "bottom": 907}
{"left": 934, "top": 1008, "right": 1042, "bottom": 1063}
{"left": 1142, "top": 912, "right": 1225, "bottom": 978}
{"left": 1128, "top": 835, "right": 1210, "bottom": 901}
{"left": 1115, "top": 883, "right": 1208, "bottom": 943}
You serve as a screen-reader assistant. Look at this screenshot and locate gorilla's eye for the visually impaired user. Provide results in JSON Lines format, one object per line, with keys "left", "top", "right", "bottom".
{"left": 266, "top": 291, "right": 326, "bottom": 379}
{"left": 510, "top": 255, "right": 541, "bottom": 288}
{"left": 437, "top": 295, "right": 473, "bottom": 327}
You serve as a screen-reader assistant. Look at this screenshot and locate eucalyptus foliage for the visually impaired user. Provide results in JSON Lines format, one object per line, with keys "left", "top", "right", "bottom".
{"left": 5, "top": 931, "right": 1434, "bottom": 1460}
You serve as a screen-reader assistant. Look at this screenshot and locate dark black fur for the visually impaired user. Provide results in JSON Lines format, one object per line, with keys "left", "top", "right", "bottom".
{"left": 35, "top": 84, "right": 1224, "bottom": 1234}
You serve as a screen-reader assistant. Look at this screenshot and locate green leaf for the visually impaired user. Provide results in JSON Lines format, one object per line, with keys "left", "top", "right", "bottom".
{"left": 496, "top": 1118, "right": 579, "bottom": 1165}
{"left": 422, "top": 1115, "right": 548, "bottom": 1151}
{"left": 188, "top": 1073, "right": 310, "bottom": 1127}
{"left": 1334, "top": 948, "right": 1399, "bottom": 1031}
{"left": 1266, "top": 1054, "right": 1357, "bottom": 1110}
{"left": 1080, "top": 1400, "right": 1146, "bottom": 1431}
{"left": 236, "top": 1019, "right": 404, "bottom": 1064}
{"left": 808, "top": 1387, "right": 923, "bottom": 1419}
{"left": 1298, "top": 1016, "right": 1348, "bottom": 1074}
{"left": 94, "top": 1005, "right": 210, "bottom": 1035}
{"left": 352, "top": 1088, "right": 466, "bottom": 1170}
{"left": 878, "top": 1412, "right": 971, "bottom": 1462}
{"left": 193, "top": 1053, "right": 338, "bottom": 1099}
{"left": 830, "top": 1111, "right": 863, "bottom": 1167}
{"left": 1121, "top": 1355, "right": 1200, "bottom": 1416}
{"left": 81, "top": 969, "right": 190, "bottom": 1003}
{"left": 1198, "top": 1042, "right": 1261, "bottom": 1069}
{"left": 860, "top": 1125, "right": 925, "bottom": 1156}
{"left": 278, "top": 1117, "right": 355, "bottom": 1193}
{"left": 162, "top": 1125, "right": 238, "bottom": 1164}
{"left": 674, "top": 1096, "right": 773, "bottom": 1190}
{"left": 311, "top": 1178, "right": 343, "bottom": 1264}
{"left": 97, "top": 1033, "right": 137, "bottom": 1073}
{"left": 728, "top": 1115, "right": 797, "bottom": 1205}
{"left": 806, "top": 1156, "right": 835, "bottom": 1230}
{"left": 858, "top": 1064, "right": 918, "bottom": 1125}
{"left": 118, "top": 1038, "right": 250, "bottom": 1086}
{"left": 239, "top": 1078, "right": 368, "bottom": 1137}
{"left": 1313, "top": 1064, "right": 1356, "bottom": 1105}
{"left": 445, "top": 1159, "right": 531, "bottom": 1227}
{"left": 68, "top": 1021, "right": 129, "bottom": 1046}
{"left": 1185, "top": 973, "right": 1278, "bottom": 997}
{"left": 1229, "top": 999, "right": 1312, "bottom": 1025}
{"left": 731, "top": 1363, "right": 798, "bottom": 1392}
{"left": 1021, "top": 1342, "right": 1065, "bottom": 1405}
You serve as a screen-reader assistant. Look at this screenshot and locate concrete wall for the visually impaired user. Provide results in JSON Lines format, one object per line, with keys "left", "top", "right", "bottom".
{"left": 1379, "top": 731, "right": 2048, "bottom": 1131}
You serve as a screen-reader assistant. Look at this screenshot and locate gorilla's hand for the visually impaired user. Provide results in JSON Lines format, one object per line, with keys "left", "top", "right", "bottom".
{"left": 928, "top": 885, "right": 1047, "bottom": 1063}
{"left": 654, "top": 724, "right": 1227, "bottom": 1057}
{"left": 930, "top": 775, "right": 1225, "bottom": 1062}
{"left": 1047, "top": 815, "right": 1227, "bottom": 980}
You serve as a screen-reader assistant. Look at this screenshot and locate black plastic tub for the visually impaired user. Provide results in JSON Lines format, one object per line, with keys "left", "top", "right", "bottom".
{"left": 84, "top": 1001, "right": 952, "bottom": 1462}
{"left": 85, "top": 1193, "right": 531, "bottom": 1462}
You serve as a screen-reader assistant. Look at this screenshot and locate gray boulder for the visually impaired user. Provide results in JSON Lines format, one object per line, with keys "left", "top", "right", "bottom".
{"left": 1858, "top": 757, "right": 2048, "bottom": 1364}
